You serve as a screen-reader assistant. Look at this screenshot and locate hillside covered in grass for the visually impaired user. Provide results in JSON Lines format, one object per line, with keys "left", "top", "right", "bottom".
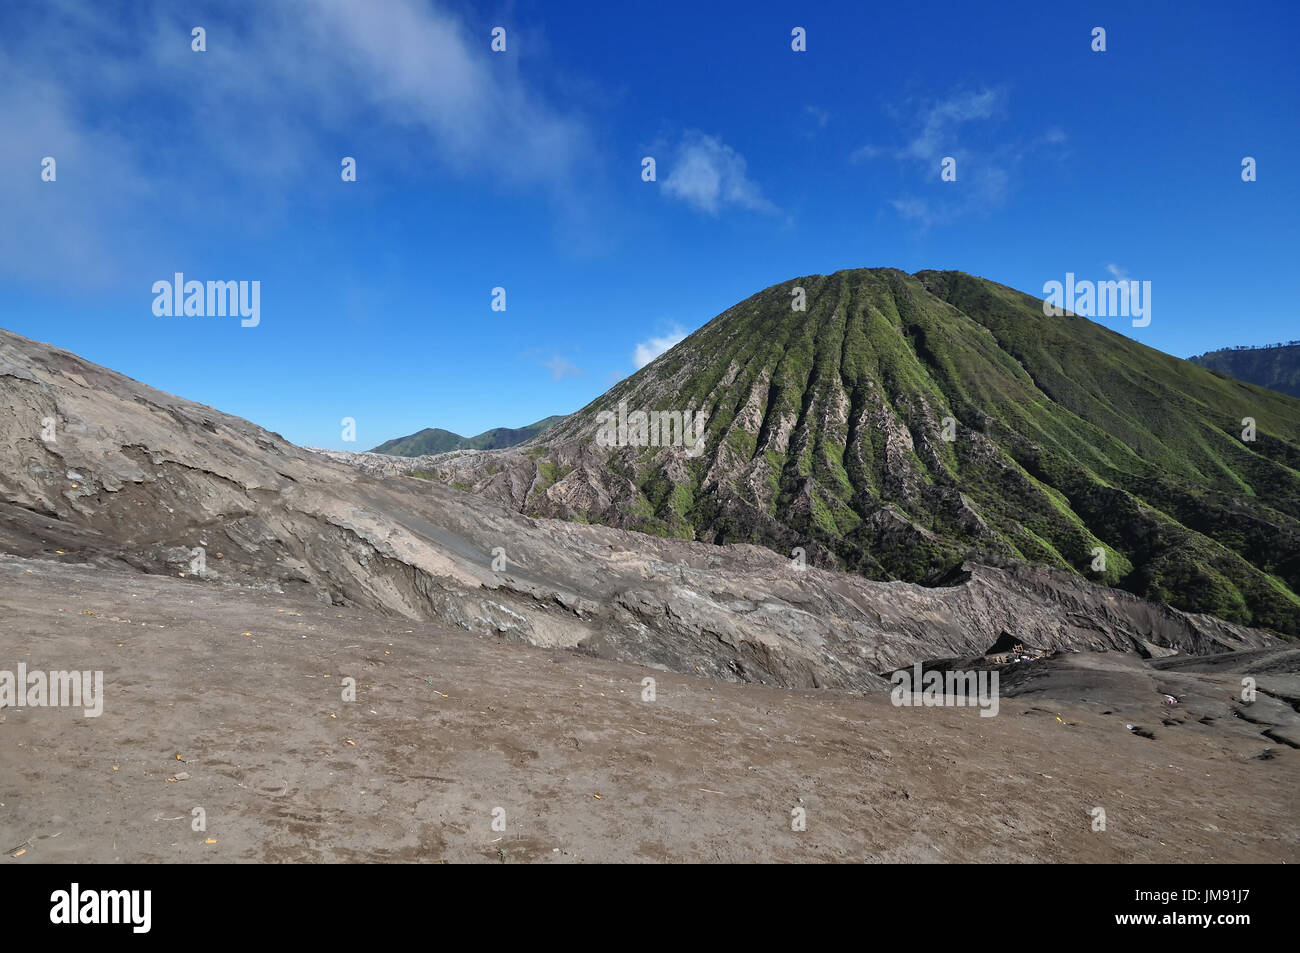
{"left": 422, "top": 269, "right": 1300, "bottom": 637}
{"left": 1188, "top": 343, "right": 1300, "bottom": 399}
{"left": 371, "top": 415, "right": 563, "bottom": 456}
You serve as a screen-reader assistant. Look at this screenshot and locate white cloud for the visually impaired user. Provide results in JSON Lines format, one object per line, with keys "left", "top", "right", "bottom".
{"left": 662, "top": 132, "right": 776, "bottom": 216}
{"left": 0, "top": 0, "right": 595, "bottom": 286}
{"left": 1106, "top": 263, "right": 1130, "bottom": 281}
{"left": 294, "top": 0, "right": 590, "bottom": 184}
{"left": 634, "top": 326, "right": 687, "bottom": 368}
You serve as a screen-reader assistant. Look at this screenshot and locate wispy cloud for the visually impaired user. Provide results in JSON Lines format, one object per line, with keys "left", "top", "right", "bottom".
{"left": 542, "top": 355, "right": 584, "bottom": 380}
{"left": 0, "top": 0, "right": 596, "bottom": 285}
{"left": 888, "top": 166, "right": 1011, "bottom": 229}
{"left": 634, "top": 326, "right": 687, "bottom": 368}
{"left": 890, "top": 197, "right": 940, "bottom": 228}
{"left": 896, "top": 88, "right": 1002, "bottom": 162}
{"left": 803, "top": 105, "right": 831, "bottom": 129}
{"left": 849, "top": 143, "right": 887, "bottom": 162}
{"left": 852, "top": 89, "right": 1002, "bottom": 166}
{"left": 662, "top": 131, "right": 776, "bottom": 216}
{"left": 850, "top": 87, "right": 1054, "bottom": 230}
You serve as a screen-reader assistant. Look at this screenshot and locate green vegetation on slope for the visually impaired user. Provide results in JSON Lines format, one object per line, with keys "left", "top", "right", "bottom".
{"left": 1188, "top": 344, "right": 1300, "bottom": 399}
{"left": 371, "top": 415, "right": 564, "bottom": 456}
{"left": 523, "top": 269, "right": 1300, "bottom": 637}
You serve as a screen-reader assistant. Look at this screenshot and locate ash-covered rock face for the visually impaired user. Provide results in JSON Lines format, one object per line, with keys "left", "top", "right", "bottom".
{"left": 365, "top": 268, "right": 1300, "bottom": 638}
{"left": 0, "top": 325, "right": 1282, "bottom": 692}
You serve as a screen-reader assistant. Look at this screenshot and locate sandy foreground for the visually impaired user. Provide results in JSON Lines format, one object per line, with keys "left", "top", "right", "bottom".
{"left": 0, "top": 555, "right": 1295, "bottom": 864}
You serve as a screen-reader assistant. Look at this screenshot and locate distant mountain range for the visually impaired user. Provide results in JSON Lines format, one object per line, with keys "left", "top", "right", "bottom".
{"left": 1187, "top": 343, "right": 1300, "bottom": 398}
{"left": 409, "top": 268, "right": 1300, "bottom": 637}
{"left": 370, "top": 416, "right": 564, "bottom": 456}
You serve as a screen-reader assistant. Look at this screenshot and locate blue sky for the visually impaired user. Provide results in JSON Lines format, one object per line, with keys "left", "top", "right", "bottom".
{"left": 1, "top": 0, "right": 1296, "bottom": 450}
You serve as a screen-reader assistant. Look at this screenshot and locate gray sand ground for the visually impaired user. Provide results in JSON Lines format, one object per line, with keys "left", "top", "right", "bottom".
{"left": 1, "top": 556, "right": 1295, "bottom": 863}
